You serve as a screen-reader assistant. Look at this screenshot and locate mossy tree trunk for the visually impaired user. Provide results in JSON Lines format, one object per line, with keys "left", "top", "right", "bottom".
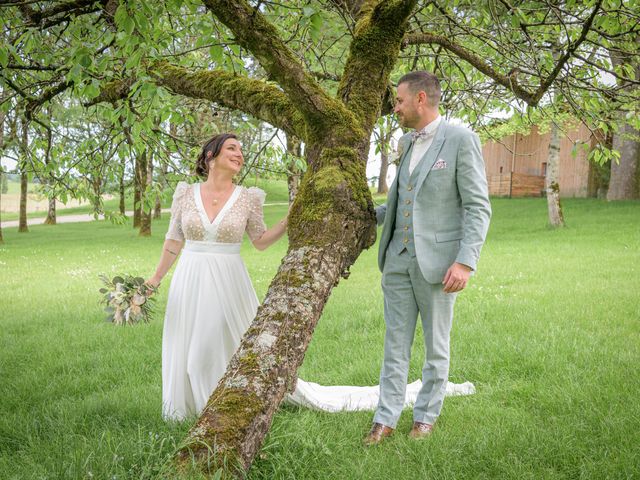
{"left": 286, "top": 135, "right": 302, "bottom": 203}
{"left": 154, "top": 0, "right": 419, "bottom": 476}
{"left": 545, "top": 122, "right": 565, "bottom": 228}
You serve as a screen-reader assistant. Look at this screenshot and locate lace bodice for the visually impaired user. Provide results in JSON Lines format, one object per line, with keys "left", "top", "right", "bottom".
{"left": 165, "top": 182, "right": 267, "bottom": 243}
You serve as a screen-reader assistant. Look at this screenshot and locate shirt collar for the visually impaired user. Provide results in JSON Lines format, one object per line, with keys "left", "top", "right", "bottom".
{"left": 412, "top": 115, "right": 442, "bottom": 142}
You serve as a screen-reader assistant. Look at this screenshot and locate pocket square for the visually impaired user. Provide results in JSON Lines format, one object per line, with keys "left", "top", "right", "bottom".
{"left": 432, "top": 159, "right": 448, "bottom": 170}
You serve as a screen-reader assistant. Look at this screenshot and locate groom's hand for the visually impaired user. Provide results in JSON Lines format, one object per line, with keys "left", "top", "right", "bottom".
{"left": 443, "top": 262, "right": 472, "bottom": 293}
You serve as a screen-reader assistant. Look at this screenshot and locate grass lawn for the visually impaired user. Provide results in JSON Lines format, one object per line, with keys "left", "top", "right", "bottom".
{"left": 0, "top": 197, "right": 639, "bottom": 479}
{"left": 0, "top": 177, "right": 290, "bottom": 222}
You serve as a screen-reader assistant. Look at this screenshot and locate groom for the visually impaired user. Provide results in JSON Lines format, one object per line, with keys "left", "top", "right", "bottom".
{"left": 364, "top": 71, "right": 491, "bottom": 445}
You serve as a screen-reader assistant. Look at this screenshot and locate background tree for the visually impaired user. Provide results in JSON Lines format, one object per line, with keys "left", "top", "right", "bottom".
{"left": 372, "top": 114, "right": 398, "bottom": 194}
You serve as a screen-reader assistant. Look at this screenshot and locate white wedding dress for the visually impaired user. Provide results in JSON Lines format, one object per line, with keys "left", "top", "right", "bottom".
{"left": 161, "top": 182, "right": 474, "bottom": 421}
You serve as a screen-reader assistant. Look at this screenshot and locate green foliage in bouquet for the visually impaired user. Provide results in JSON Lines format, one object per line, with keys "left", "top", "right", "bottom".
{"left": 99, "top": 274, "right": 158, "bottom": 325}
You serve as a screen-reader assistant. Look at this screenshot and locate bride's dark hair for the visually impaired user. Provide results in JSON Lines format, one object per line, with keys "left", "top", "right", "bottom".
{"left": 194, "top": 133, "right": 238, "bottom": 178}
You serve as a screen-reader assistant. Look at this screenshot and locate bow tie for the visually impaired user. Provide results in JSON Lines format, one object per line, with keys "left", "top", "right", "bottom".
{"left": 411, "top": 128, "right": 435, "bottom": 142}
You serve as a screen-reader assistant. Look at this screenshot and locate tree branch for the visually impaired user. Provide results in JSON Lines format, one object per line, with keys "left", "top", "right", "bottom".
{"left": 402, "top": 31, "right": 539, "bottom": 105}
{"left": 531, "top": 0, "right": 604, "bottom": 104}
{"left": 338, "top": 0, "right": 418, "bottom": 132}
{"left": 91, "top": 63, "right": 308, "bottom": 141}
{"left": 203, "top": 0, "right": 352, "bottom": 135}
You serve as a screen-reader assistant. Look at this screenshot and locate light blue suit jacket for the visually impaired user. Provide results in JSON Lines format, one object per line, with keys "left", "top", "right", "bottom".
{"left": 377, "top": 121, "right": 491, "bottom": 283}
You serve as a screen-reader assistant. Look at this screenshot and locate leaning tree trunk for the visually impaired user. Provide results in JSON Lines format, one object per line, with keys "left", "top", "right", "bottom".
{"left": 546, "top": 122, "right": 565, "bottom": 227}
{"left": 139, "top": 151, "right": 152, "bottom": 237}
{"left": 175, "top": 140, "right": 377, "bottom": 475}
{"left": 168, "top": 0, "right": 418, "bottom": 476}
{"left": 286, "top": 135, "right": 302, "bottom": 203}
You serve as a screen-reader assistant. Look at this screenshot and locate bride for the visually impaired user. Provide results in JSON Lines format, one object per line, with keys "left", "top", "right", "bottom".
{"left": 147, "top": 133, "right": 473, "bottom": 421}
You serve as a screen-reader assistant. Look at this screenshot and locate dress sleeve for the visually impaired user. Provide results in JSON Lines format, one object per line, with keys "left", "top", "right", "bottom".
{"left": 245, "top": 187, "right": 267, "bottom": 241}
{"left": 165, "top": 181, "right": 189, "bottom": 241}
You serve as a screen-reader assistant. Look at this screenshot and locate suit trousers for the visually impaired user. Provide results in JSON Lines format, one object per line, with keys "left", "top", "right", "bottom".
{"left": 374, "top": 249, "right": 457, "bottom": 428}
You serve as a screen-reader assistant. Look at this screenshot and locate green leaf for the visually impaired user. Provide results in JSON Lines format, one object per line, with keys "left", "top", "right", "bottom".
{"left": 0, "top": 47, "right": 8, "bottom": 68}
{"left": 209, "top": 45, "right": 224, "bottom": 65}
{"left": 309, "top": 13, "right": 323, "bottom": 42}
{"left": 78, "top": 54, "right": 92, "bottom": 68}
{"left": 122, "top": 16, "right": 135, "bottom": 35}
{"left": 114, "top": 4, "right": 129, "bottom": 28}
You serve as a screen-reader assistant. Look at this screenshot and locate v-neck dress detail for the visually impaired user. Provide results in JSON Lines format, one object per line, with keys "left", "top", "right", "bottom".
{"left": 194, "top": 183, "right": 242, "bottom": 236}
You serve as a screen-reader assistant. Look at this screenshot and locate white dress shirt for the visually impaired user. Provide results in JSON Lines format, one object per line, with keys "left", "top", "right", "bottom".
{"left": 409, "top": 115, "right": 442, "bottom": 175}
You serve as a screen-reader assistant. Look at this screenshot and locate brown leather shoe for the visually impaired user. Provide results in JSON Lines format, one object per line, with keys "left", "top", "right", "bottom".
{"left": 408, "top": 421, "right": 434, "bottom": 440}
{"left": 363, "top": 422, "right": 394, "bottom": 446}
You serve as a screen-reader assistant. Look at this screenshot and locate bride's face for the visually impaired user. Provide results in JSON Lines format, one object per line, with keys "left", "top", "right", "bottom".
{"left": 211, "top": 138, "right": 244, "bottom": 175}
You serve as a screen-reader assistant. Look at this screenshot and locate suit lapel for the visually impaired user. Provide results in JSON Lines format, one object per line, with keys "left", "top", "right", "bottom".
{"left": 413, "top": 121, "right": 447, "bottom": 193}
{"left": 386, "top": 136, "right": 413, "bottom": 213}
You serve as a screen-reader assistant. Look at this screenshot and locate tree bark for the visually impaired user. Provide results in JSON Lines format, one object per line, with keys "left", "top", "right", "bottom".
{"left": 545, "top": 122, "right": 565, "bottom": 227}
{"left": 286, "top": 135, "right": 302, "bottom": 203}
{"left": 44, "top": 196, "right": 56, "bottom": 225}
{"left": 43, "top": 115, "right": 56, "bottom": 225}
{"left": 0, "top": 87, "right": 5, "bottom": 243}
{"left": 138, "top": 150, "right": 152, "bottom": 237}
{"left": 19, "top": 166, "right": 29, "bottom": 233}
{"left": 119, "top": 155, "right": 126, "bottom": 215}
{"left": 608, "top": 120, "right": 639, "bottom": 200}
{"left": 607, "top": 42, "right": 640, "bottom": 200}
{"left": 18, "top": 121, "right": 29, "bottom": 233}
{"left": 133, "top": 153, "right": 142, "bottom": 228}
{"left": 378, "top": 150, "right": 389, "bottom": 194}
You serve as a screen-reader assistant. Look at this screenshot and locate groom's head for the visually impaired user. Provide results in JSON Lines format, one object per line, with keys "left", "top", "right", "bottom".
{"left": 394, "top": 71, "right": 441, "bottom": 129}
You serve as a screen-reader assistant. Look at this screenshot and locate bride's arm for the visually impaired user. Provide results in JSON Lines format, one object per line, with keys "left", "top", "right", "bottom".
{"left": 252, "top": 216, "right": 288, "bottom": 251}
{"left": 146, "top": 239, "right": 185, "bottom": 287}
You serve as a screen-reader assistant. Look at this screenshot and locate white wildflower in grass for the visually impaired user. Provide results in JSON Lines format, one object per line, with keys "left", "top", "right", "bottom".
{"left": 99, "top": 274, "right": 157, "bottom": 325}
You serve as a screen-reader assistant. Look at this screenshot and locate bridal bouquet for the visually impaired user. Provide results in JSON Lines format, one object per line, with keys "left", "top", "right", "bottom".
{"left": 99, "top": 274, "right": 157, "bottom": 325}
